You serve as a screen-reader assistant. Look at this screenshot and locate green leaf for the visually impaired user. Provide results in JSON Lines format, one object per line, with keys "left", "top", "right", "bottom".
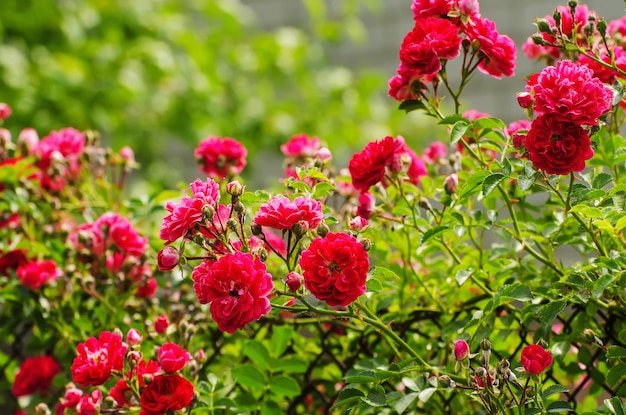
{"left": 450, "top": 121, "right": 469, "bottom": 145}
{"left": 269, "top": 326, "right": 293, "bottom": 358}
{"left": 547, "top": 401, "right": 574, "bottom": 412}
{"left": 360, "top": 385, "right": 386, "bottom": 407}
{"left": 370, "top": 267, "right": 401, "bottom": 281}
{"left": 539, "top": 300, "right": 566, "bottom": 326}
{"left": 473, "top": 117, "right": 506, "bottom": 130}
{"left": 272, "top": 356, "right": 308, "bottom": 374}
{"left": 269, "top": 375, "right": 300, "bottom": 398}
{"left": 605, "top": 396, "right": 626, "bottom": 415}
{"left": 391, "top": 392, "right": 419, "bottom": 415}
{"left": 458, "top": 170, "right": 491, "bottom": 201}
{"left": 593, "top": 274, "right": 617, "bottom": 299}
{"left": 367, "top": 277, "right": 383, "bottom": 292}
{"left": 569, "top": 204, "right": 603, "bottom": 218}
{"left": 232, "top": 364, "right": 267, "bottom": 390}
{"left": 542, "top": 384, "right": 569, "bottom": 400}
{"left": 399, "top": 99, "right": 427, "bottom": 113}
{"left": 439, "top": 114, "right": 466, "bottom": 125}
{"left": 243, "top": 341, "right": 272, "bottom": 371}
{"left": 261, "top": 400, "right": 282, "bottom": 415}
{"left": 608, "top": 363, "right": 626, "bottom": 386}
{"left": 345, "top": 370, "right": 376, "bottom": 384}
{"left": 455, "top": 269, "right": 473, "bottom": 286}
{"left": 332, "top": 387, "right": 365, "bottom": 411}
{"left": 421, "top": 225, "right": 449, "bottom": 243}
{"left": 518, "top": 174, "right": 535, "bottom": 192}
{"left": 234, "top": 393, "right": 258, "bottom": 411}
{"left": 418, "top": 388, "right": 437, "bottom": 403}
{"left": 607, "top": 346, "right": 626, "bottom": 360}
{"left": 482, "top": 173, "right": 506, "bottom": 197}
{"left": 593, "top": 172, "right": 613, "bottom": 189}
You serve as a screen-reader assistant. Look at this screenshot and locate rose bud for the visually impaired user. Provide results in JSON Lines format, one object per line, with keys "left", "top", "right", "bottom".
{"left": 126, "top": 328, "right": 143, "bottom": 347}
{"left": 453, "top": 339, "right": 470, "bottom": 361}
{"left": 154, "top": 314, "right": 170, "bottom": 335}
{"left": 444, "top": 174, "right": 459, "bottom": 194}
{"left": 516, "top": 92, "right": 533, "bottom": 109}
{"left": 157, "top": 246, "right": 180, "bottom": 271}
{"left": 285, "top": 271, "right": 303, "bottom": 292}
{"left": 0, "top": 103, "right": 12, "bottom": 120}
{"left": 348, "top": 216, "right": 367, "bottom": 232}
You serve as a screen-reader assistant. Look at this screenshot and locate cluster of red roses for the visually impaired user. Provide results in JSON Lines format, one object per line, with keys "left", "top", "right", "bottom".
{"left": 389, "top": 0, "right": 516, "bottom": 101}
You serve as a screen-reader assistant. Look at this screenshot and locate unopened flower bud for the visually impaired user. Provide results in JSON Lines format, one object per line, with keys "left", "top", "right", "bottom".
{"left": 202, "top": 204, "right": 215, "bottom": 221}
{"left": 475, "top": 367, "right": 487, "bottom": 378}
{"left": 227, "top": 180, "right": 244, "bottom": 197}
{"left": 453, "top": 339, "right": 470, "bottom": 361}
{"left": 35, "top": 403, "right": 51, "bottom": 415}
{"left": 251, "top": 223, "right": 263, "bottom": 236}
{"left": 233, "top": 201, "right": 245, "bottom": 214}
{"left": 112, "top": 328, "right": 124, "bottom": 339}
{"left": 157, "top": 246, "right": 180, "bottom": 271}
{"left": 512, "top": 133, "right": 526, "bottom": 148}
{"left": 536, "top": 18, "right": 552, "bottom": 34}
{"left": 516, "top": 92, "right": 533, "bottom": 109}
{"left": 154, "top": 314, "right": 170, "bottom": 334}
{"left": 480, "top": 338, "right": 492, "bottom": 351}
{"left": 438, "top": 375, "right": 454, "bottom": 388}
{"left": 285, "top": 271, "right": 303, "bottom": 292}
{"left": 444, "top": 174, "right": 459, "bottom": 194}
{"left": 195, "top": 349, "right": 207, "bottom": 363}
{"left": 568, "top": 0, "right": 577, "bottom": 8}
{"left": 226, "top": 218, "right": 238, "bottom": 231}
{"left": 359, "top": 238, "right": 372, "bottom": 251}
{"left": 119, "top": 146, "right": 135, "bottom": 163}
{"left": 316, "top": 147, "right": 332, "bottom": 162}
{"left": 531, "top": 34, "right": 546, "bottom": 46}
{"left": 0, "top": 103, "right": 12, "bottom": 120}
{"left": 499, "top": 359, "right": 511, "bottom": 371}
{"left": 597, "top": 19, "right": 607, "bottom": 37}
{"left": 317, "top": 223, "right": 330, "bottom": 237}
{"left": 127, "top": 350, "right": 142, "bottom": 366}
{"left": 126, "top": 328, "right": 143, "bottom": 347}
{"left": 293, "top": 221, "right": 308, "bottom": 238}
{"left": 418, "top": 197, "right": 432, "bottom": 211}
{"left": 143, "top": 373, "right": 154, "bottom": 385}
{"left": 348, "top": 216, "right": 368, "bottom": 232}
{"left": 553, "top": 10, "right": 562, "bottom": 26}
{"left": 17, "top": 128, "right": 39, "bottom": 155}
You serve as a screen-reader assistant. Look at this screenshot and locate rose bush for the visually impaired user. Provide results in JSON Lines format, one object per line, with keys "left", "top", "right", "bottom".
{"left": 3, "top": 1, "right": 626, "bottom": 414}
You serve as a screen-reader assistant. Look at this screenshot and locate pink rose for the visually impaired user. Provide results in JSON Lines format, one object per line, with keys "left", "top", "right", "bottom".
{"left": 195, "top": 136, "right": 247, "bottom": 179}
{"left": 157, "top": 247, "right": 180, "bottom": 271}
{"left": 158, "top": 343, "right": 192, "bottom": 373}
{"left": 154, "top": 314, "right": 170, "bottom": 334}
{"left": 280, "top": 134, "right": 321, "bottom": 158}
{"left": 453, "top": 340, "right": 470, "bottom": 360}
{"left": 16, "top": 260, "right": 61, "bottom": 290}
{"left": 462, "top": 17, "right": 516, "bottom": 79}
{"left": 521, "top": 344, "right": 553, "bottom": 375}
{"left": 254, "top": 196, "right": 323, "bottom": 231}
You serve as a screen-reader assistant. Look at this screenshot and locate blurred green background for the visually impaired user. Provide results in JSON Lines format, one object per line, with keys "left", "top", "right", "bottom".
{"left": 0, "top": 0, "right": 432, "bottom": 190}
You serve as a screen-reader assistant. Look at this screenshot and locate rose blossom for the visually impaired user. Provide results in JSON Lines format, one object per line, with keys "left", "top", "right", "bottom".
{"left": 12, "top": 356, "right": 61, "bottom": 397}
{"left": 462, "top": 17, "right": 516, "bottom": 79}
{"left": 400, "top": 17, "right": 462, "bottom": 77}
{"left": 521, "top": 344, "right": 553, "bottom": 375}
{"left": 195, "top": 136, "right": 247, "bottom": 179}
{"left": 110, "top": 360, "right": 160, "bottom": 408}
{"left": 77, "top": 390, "right": 103, "bottom": 415}
{"left": 157, "top": 246, "right": 180, "bottom": 271}
{"left": 71, "top": 331, "right": 128, "bottom": 387}
{"left": 135, "top": 277, "right": 157, "bottom": 298}
{"left": 60, "top": 384, "right": 83, "bottom": 409}
{"left": 526, "top": 60, "right": 613, "bottom": 126}
{"left": 422, "top": 141, "right": 447, "bottom": 164}
{"left": 16, "top": 259, "right": 61, "bottom": 290}
{"left": 192, "top": 251, "right": 274, "bottom": 333}
{"left": 523, "top": 114, "right": 593, "bottom": 175}
{"left": 285, "top": 271, "right": 303, "bottom": 292}
{"left": 453, "top": 340, "right": 470, "bottom": 360}
{"left": 349, "top": 136, "right": 403, "bottom": 192}
{"left": 154, "top": 314, "right": 170, "bottom": 334}
{"left": 300, "top": 232, "right": 370, "bottom": 307}
{"left": 126, "top": 328, "right": 142, "bottom": 347}
{"left": 578, "top": 47, "right": 626, "bottom": 84}
{"left": 0, "top": 249, "right": 29, "bottom": 276}
{"left": 0, "top": 102, "right": 11, "bottom": 119}
{"left": 356, "top": 192, "right": 376, "bottom": 220}
{"left": 158, "top": 343, "right": 192, "bottom": 373}
{"left": 410, "top": 0, "right": 453, "bottom": 19}
{"left": 159, "top": 197, "right": 205, "bottom": 243}
{"left": 139, "top": 374, "right": 194, "bottom": 415}
{"left": 254, "top": 195, "right": 323, "bottom": 231}
{"left": 280, "top": 134, "right": 321, "bottom": 158}
{"left": 35, "top": 127, "right": 85, "bottom": 191}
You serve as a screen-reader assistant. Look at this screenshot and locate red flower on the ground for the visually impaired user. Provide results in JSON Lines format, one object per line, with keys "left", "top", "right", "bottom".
{"left": 400, "top": 17, "right": 462, "bottom": 76}
{"left": 16, "top": 259, "right": 61, "bottom": 290}
{"left": 300, "top": 232, "right": 370, "bottom": 307}
{"left": 462, "top": 17, "right": 516, "bottom": 79}
{"left": 254, "top": 195, "right": 323, "bottom": 231}
{"left": 192, "top": 251, "right": 274, "bottom": 333}
{"left": 12, "top": 355, "right": 61, "bottom": 397}
{"left": 521, "top": 344, "right": 553, "bottom": 375}
{"left": 139, "top": 374, "right": 194, "bottom": 415}
{"left": 71, "top": 331, "right": 128, "bottom": 387}
{"left": 158, "top": 343, "right": 192, "bottom": 373}
{"left": 526, "top": 60, "right": 613, "bottom": 126}
{"left": 195, "top": 136, "right": 247, "bottom": 179}
{"left": 524, "top": 114, "right": 593, "bottom": 175}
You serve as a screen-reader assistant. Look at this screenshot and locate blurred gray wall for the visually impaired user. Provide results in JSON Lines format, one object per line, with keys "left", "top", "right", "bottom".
{"left": 242, "top": 0, "right": 624, "bottom": 122}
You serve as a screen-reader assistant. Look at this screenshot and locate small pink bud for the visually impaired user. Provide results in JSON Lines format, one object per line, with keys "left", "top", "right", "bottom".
{"left": 127, "top": 350, "right": 142, "bottom": 366}
{"left": 126, "top": 328, "right": 142, "bottom": 346}
{"left": 0, "top": 128, "right": 11, "bottom": 146}
{"left": 453, "top": 340, "right": 470, "bottom": 361}
{"left": 119, "top": 146, "right": 135, "bottom": 163}
{"left": 154, "top": 314, "right": 170, "bottom": 334}
{"left": 356, "top": 192, "right": 376, "bottom": 220}
{"left": 62, "top": 385, "right": 83, "bottom": 408}
{"left": 348, "top": 216, "right": 367, "bottom": 231}
{"left": 157, "top": 246, "right": 180, "bottom": 271}
{"left": 516, "top": 92, "right": 533, "bottom": 109}
{"left": 194, "top": 349, "right": 207, "bottom": 363}
{"left": 17, "top": 128, "right": 39, "bottom": 154}
{"left": 316, "top": 147, "right": 333, "bottom": 162}
{"left": 285, "top": 271, "right": 302, "bottom": 292}
{"left": 227, "top": 180, "right": 244, "bottom": 196}
{"left": 0, "top": 103, "right": 12, "bottom": 120}
{"left": 444, "top": 174, "right": 459, "bottom": 194}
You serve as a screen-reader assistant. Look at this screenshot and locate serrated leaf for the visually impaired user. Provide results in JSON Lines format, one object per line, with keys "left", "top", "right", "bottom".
{"left": 592, "top": 172, "right": 613, "bottom": 189}
{"left": 605, "top": 396, "right": 626, "bottom": 415}
{"left": 391, "top": 392, "right": 419, "bottom": 415}
{"left": 608, "top": 363, "right": 626, "bottom": 386}
{"left": 500, "top": 283, "right": 533, "bottom": 302}
{"left": 455, "top": 269, "right": 473, "bottom": 286}
{"left": 547, "top": 401, "right": 574, "bottom": 412}
{"left": 569, "top": 204, "right": 603, "bottom": 218}
{"left": 243, "top": 341, "right": 272, "bottom": 371}
{"left": 593, "top": 274, "right": 617, "bottom": 299}
{"left": 361, "top": 385, "right": 387, "bottom": 407}
{"left": 439, "top": 114, "right": 467, "bottom": 125}
{"left": 269, "top": 326, "right": 293, "bottom": 358}
{"left": 421, "top": 225, "right": 449, "bottom": 243}
{"left": 345, "top": 370, "right": 376, "bottom": 384}
{"left": 518, "top": 174, "right": 535, "bottom": 192}
{"left": 458, "top": 170, "right": 491, "bottom": 201}
{"left": 232, "top": 364, "right": 267, "bottom": 390}
{"left": 450, "top": 121, "right": 470, "bottom": 145}
{"left": 473, "top": 117, "right": 506, "bottom": 130}
{"left": 269, "top": 375, "right": 300, "bottom": 398}
{"left": 370, "top": 267, "right": 401, "bottom": 281}
{"left": 482, "top": 173, "right": 506, "bottom": 197}
{"left": 539, "top": 301, "right": 566, "bottom": 326}
{"left": 367, "top": 277, "right": 383, "bottom": 292}
{"left": 542, "top": 384, "right": 569, "bottom": 400}
{"left": 607, "top": 346, "right": 626, "bottom": 360}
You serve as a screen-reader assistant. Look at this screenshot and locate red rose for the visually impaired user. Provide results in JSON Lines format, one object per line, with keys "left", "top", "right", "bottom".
{"left": 253, "top": 196, "right": 323, "bottom": 231}
{"left": 453, "top": 340, "right": 469, "bottom": 361}
{"left": 349, "top": 136, "right": 403, "bottom": 192}
{"left": 154, "top": 314, "right": 170, "bottom": 334}
{"left": 521, "top": 344, "right": 553, "bottom": 375}
{"left": 139, "top": 374, "right": 194, "bottom": 415}
{"left": 12, "top": 355, "right": 61, "bottom": 397}
{"left": 0, "top": 249, "right": 29, "bottom": 277}
{"left": 462, "top": 17, "right": 517, "bottom": 79}
{"left": 524, "top": 114, "right": 593, "bottom": 175}
{"left": 400, "top": 17, "right": 461, "bottom": 76}
{"left": 195, "top": 136, "right": 247, "bottom": 179}
{"left": 71, "top": 331, "right": 128, "bottom": 387}
{"left": 16, "top": 259, "right": 61, "bottom": 290}
{"left": 192, "top": 252, "right": 274, "bottom": 334}
{"left": 109, "top": 359, "right": 160, "bottom": 408}
{"left": 158, "top": 343, "right": 191, "bottom": 373}
{"left": 300, "top": 232, "right": 370, "bottom": 307}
